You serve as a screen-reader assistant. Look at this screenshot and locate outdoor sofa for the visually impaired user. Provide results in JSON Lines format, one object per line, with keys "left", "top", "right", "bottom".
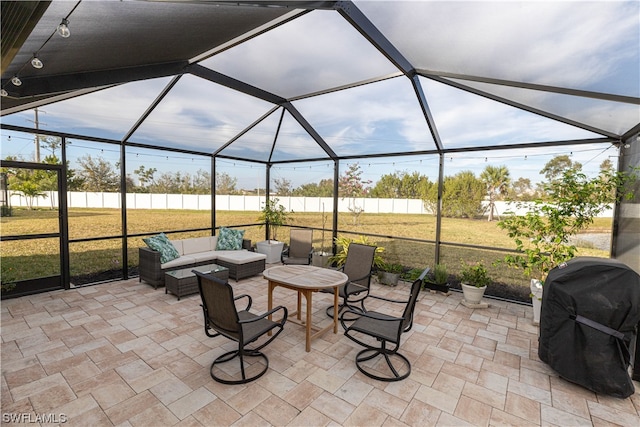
{"left": 139, "top": 229, "right": 266, "bottom": 288}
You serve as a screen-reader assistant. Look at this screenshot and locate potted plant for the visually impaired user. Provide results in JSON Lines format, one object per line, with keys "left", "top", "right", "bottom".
{"left": 459, "top": 261, "right": 491, "bottom": 306}
{"left": 328, "top": 235, "right": 385, "bottom": 269}
{"left": 423, "top": 263, "right": 449, "bottom": 293}
{"left": 312, "top": 203, "right": 331, "bottom": 268}
{"left": 378, "top": 261, "right": 404, "bottom": 286}
{"left": 256, "top": 197, "right": 291, "bottom": 263}
{"left": 497, "top": 167, "right": 637, "bottom": 323}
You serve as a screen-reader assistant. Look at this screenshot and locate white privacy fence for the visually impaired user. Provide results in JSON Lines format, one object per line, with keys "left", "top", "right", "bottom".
{"left": 7, "top": 191, "right": 616, "bottom": 217}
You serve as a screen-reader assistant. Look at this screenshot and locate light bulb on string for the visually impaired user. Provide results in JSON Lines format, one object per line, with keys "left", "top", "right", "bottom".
{"left": 31, "top": 55, "right": 43, "bottom": 69}
{"left": 57, "top": 19, "right": 71, "bottom": 38}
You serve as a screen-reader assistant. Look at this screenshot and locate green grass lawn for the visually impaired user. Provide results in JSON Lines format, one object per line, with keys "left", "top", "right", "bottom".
{"left": 1, "top": 208, "right": 611, "bottom": 296}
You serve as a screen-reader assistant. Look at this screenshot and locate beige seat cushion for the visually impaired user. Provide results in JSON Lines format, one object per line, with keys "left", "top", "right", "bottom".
{"left": 216, "top": 251, "right": 266, "bottom": 265}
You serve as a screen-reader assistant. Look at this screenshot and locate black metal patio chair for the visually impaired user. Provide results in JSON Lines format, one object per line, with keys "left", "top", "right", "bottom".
{"left": 340, "top": 277, "right": 422, "bottom": 381}
{"left": 194, "top": 270, "right": 288, "bottom": 384}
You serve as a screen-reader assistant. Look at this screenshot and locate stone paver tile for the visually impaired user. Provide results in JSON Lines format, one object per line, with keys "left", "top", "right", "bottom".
{"left": 490, "top": 408, "right": 539, "bottom": 427}
{"left": 366, "top": 388, "right": 408, "bottom": 419}
{"left": 225, "top": 382, "right": 271, "bottom": 415}
{"left": 3, "top": 363, "right": 48, "bottom": 389}
{"left": 168, "top": 387, "right": 216, "bottom": 420}
{"left": 232, "top": 411, "right": 271, "bottom": 427}
{"left": 193, "top": 396, "right": 241, "bottom": 426}
{"left": 334, "top": 376, "right": 374, "bottom": 407}
{"left": 104, "top": 389, "right": 159, "bottom": 425}
{"left": 310, "top": 391, "right": 355, "bottom": 425}
{"left": 307, "top": 368, "right": 347, "bottom": 394}
{"left": 432, "top": 372, "right": 465, "bottom": 398}
{"left": 29, "top": 383, "right": 77, "bottom": 413}
{"left": 462, "top": 381, "right": 506, "bottom": 410}
{"left": 283, "top": 380, "right": 324, "bottom": 411}
{"left": 383, "top": 376, "right": 420, "bottom": 402}
{"left": 287, "top": 406, "right": 331, "bottom": 426}
{"left": 413, "top": 385, "right": 457, "bottom": 414}
{"left": 70, "top": 369, "right": 122, "bottom": 397}
{"left": 128, "top": 367, "right": 174, "bottom": 393}
{"left": 91, "top": 377, "right": 136, "bottom": 410}
{"left": 508, "top": 379, "right": 552, "bottom": 406}
{"left": 437, "top": 411, "right": 475, "bottom": 426}
{"left": 129, "top": 401, "right": 180, "bottom": 427}
{"left": 504, "top": 391, "right": 541, "bottom": 425}
{"left": 540, "top": 404, "right": 591, "bottom": 426}
{"left": 253, "top": 395, "right": 300, "bottom": 426}
{"left": 440, "top": 361, "right": 479, "bottom": 383}
{"left": 454, "top": 395, "right": 492, "bottom": 426}
{"left": 115, "top": 359, "right": 154, "bottom": 382}
{"left": 476, "top": 370, "right": 508, "bottom": 395}
{"left": 399, "top": 398, "right": 441, "bottom": 426}
{"left": 61, "top": 359, "right": 102, "bottom": 386}
{"left": 55, "top": 394, "right": 100, "bottom": 420}
{"left": 587, "top": 399, "right": 640, "bottom": 426}
{"left": 150, "top": 377, "right": 193, "bottom": 406}
{"left": 550, "top": 387, "right": 590, "bottom": 420}
{"left": 344, "top": 402, "right": 389, "bottom": 427}
{"left": 9, "top": 372, "right": 67, "bottom": 402}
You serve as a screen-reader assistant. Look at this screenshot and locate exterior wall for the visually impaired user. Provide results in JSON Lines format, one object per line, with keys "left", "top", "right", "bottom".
{"left": 8, "top": 191, "right": 615, "bottom": 217}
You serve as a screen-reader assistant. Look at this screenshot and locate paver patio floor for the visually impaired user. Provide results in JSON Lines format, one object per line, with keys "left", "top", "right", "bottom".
{"left": 2, "top": 270, "right": 639, "bottom": 426}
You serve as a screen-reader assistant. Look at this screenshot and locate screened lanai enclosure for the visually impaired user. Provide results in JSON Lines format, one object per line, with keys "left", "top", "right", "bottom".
{"left": 1, "top": 1, "right": 639, "bottom": 299}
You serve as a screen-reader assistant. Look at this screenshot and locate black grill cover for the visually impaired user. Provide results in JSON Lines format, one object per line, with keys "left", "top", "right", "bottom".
{"left": 538, "top": 257, "right": 640, "bottom": 398}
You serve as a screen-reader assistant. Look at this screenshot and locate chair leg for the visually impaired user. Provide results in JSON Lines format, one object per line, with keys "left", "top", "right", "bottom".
{"left": 210, "top": 348, "right": 269, "bottom": 385}
{"left": 354, "top": 348, "right": 411, "bottom": 382}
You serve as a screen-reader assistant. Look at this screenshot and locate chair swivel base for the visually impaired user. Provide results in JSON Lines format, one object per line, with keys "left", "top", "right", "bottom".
{"left": 210, "top": 349, "right": 269, "bottom": 385}
{"left": 355, "top": 348, "right": 411, "bottom": 382}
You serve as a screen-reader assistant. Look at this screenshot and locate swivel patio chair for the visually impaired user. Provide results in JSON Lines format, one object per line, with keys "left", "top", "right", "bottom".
{"left": 194, "top": 270, "right": 288, "bottom": 384}
{"left": 340, "top": 277, "right": 422, "bottom": 381}
{"left": 323, "top": 242, "right": 376, "bottom": 320}
{"left": 281, "top": 228, "right": 313, "bottom": 265}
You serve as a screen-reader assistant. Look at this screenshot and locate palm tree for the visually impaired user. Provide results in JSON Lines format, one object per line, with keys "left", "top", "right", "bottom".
{"left": 480, "top": 165, "right": 511, "bottom": 221}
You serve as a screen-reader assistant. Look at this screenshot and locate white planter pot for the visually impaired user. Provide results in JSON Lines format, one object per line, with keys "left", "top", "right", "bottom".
{"left": 461, "top": 283, "right": 486, "bottom": 305}
{"left": 312, "top": 252, "right": 331, "bottom": 268}
{"left": 255, "top": 240, "right": 285, "bottom": 264}
{"left": 531, "top": 279, "right": 543, "bottom": 325}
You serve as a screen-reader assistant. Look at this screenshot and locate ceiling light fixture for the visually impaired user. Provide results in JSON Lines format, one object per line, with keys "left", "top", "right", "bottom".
{"left": 11, "top": 76, "right": 22, "bottom": 86}
{"left": 31, "top": 55, "right": 44, "bottom": 69}
{"left": 0, "top": 89, "right": 7, "bottom": 97}
{"left": 57, "top": 18, "right": 71, "bottom": 38}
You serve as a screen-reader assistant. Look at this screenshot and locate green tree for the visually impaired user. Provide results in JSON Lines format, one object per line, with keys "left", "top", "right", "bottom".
{"left": 540, "top": 155, "right": 582, "bottom": 183}
{"left": 498, "top": 167, "right": 637, "bottom": 280}
{"left": 9, "top": 168, "right": 48, "bottom": 209}
{"left": 510, "top": 177, "right": 536, "bottom": 201}
{"left": 292, "top": 179, "right": 334, "bottom": 197}
{"left": 215, "top": 172, "right": 237, "bottom": 195}
{"left": 192, "top": 169, "right": 211, "bottom": 194}
{"left": 339, "top": 163, "right": 371, "bottom": 225}
{"left": 441, "top": 171, "right": 485, "bottom": 218}
{"left": 370, "top": 170, "right": 431, "bottom": 198}
{"left": 480, "top": 165, "right": 511, "bottom": 221}
{"left": 273, "top": 177, "right": 292, "bottom": 196}
{"left": 133, "top": 165, "right": 157, "bottom": 192}
{"left": 76, "top": 155, "right": 120, "bottom": 191}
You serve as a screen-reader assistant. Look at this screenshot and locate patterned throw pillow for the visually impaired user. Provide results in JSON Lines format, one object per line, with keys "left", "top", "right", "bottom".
{"left": 143, "top": 232, "right": 180, "bottom": 263}
{"left": 216, "top": 227, "right": 245, "bottom": 250}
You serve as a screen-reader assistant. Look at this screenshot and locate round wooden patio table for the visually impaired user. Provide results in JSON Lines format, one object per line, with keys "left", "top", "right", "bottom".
{"left": 263, "top": 265, "right": 347, "bottom": 352}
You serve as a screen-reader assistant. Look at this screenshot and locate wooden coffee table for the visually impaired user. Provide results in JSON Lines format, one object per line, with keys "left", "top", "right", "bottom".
{"left": 263, "top": 265, "right": 347, "bottom": 352}
{"left": 165, "top": 264, "right": 229, "bottom": 300}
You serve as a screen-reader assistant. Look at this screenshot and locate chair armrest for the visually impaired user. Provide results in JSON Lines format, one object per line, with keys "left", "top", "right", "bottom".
{"left": 234, "top": 293, "right": 252, "bottom": 311}
{"left": 368, "top": 294, "right": 408, "bottom": 304}
{"left": 239, "top": 305, "right": 288, "bottom": 325}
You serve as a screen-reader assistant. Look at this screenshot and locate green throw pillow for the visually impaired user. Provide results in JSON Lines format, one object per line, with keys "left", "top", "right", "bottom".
{"left": 216, "top": 227, "right": 244, "bottom": 250}
{"left": 143, "top": 232, "right": 180, "bottom": 264}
